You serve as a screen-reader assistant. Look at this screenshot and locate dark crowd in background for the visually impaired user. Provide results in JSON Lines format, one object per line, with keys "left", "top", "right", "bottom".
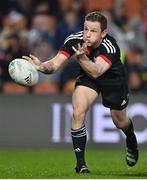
{"left": 0, "top": 0, "right": 147, "bottom": 94}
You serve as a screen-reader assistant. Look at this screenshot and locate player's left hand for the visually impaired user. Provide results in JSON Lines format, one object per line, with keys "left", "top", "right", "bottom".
{"left": 72, "top": 42, "right": 87, "bottom": 59}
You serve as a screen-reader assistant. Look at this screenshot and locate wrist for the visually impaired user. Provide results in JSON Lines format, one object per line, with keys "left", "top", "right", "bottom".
{"left": 39, "top": 61, "right": 55, "bottom": 74}
{"left": 38, "top": 63, "right": 46, "bottom": 72}
{"left": 78, "top": 54, "right": 88, "bottom": 61}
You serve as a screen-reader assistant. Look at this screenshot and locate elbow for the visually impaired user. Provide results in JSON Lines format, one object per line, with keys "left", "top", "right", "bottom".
{"left": 92, "top": 68, "right": 108, "bottom": 79}
{"left": 91, "top": 73, "right": 100, "bottom": 79}
{"left": 91, "top": 68, "right": 102, "bottom": 79}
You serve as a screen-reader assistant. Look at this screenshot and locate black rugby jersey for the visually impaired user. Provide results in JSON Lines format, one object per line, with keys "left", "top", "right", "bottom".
{"left": 58, "top": 31, "right": 127, "bottom": 85}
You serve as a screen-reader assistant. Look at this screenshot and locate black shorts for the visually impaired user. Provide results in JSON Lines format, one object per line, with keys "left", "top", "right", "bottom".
{"left": 75, "top": 75, "right": 129, "bottom": 110}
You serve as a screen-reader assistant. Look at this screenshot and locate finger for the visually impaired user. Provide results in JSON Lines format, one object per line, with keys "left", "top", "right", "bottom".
{"left": 72, "top": 46, "right": 77, "bottom": 52}
{"left": 83, "top": 42, "right": 87, "bottom": 50}
{"left": 78, "top": 43, "right": 81, "bottom": 49}
{"left": 29, "top": 54, "right": 38, "bottom": 60}
{"left": 85, "top": 40, "right": 88, "bottom": 44}
{"left": 22, "top": 56, "right": 32, "bottom": 61}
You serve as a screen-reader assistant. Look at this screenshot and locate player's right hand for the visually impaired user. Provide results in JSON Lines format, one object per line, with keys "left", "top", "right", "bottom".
{"left": 22, "top": 54, "right": 41, "bottom": 71}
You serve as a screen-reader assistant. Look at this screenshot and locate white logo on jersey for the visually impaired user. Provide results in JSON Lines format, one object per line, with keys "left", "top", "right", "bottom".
{"left": 64, "top": 31, "right": 83, "bottom": 44}
{"left": 121, "top": 100, "right": 127, "bottom": 106}
{"left": 102, "top": 38, "right": 116, "bottom": 53}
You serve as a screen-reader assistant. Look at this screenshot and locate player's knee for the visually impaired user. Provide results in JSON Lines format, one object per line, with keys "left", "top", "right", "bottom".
{"left": 73, "top": 108, "right": 85, "bottom": 122}
{"left": 114, "top": 121, "right": 128, "bottom": 129}
{"left": 111, "top": 111, "right": 128, "bottom": 129}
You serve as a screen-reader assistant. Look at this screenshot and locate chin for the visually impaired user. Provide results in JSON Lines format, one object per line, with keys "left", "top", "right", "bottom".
{"left": 86, "top": 42, "right": 92, "bottom": 46}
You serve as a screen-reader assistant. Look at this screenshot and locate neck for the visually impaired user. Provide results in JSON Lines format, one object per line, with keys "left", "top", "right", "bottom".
{"left": 92, "top": 38, "right": 103, "bottom": 48}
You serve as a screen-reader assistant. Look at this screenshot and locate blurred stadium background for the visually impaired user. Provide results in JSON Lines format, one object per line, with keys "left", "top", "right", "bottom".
{"left": 0, "top": 0, "right": 147, "bottom": 178}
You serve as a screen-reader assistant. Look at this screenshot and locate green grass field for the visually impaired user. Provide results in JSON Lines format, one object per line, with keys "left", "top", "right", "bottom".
{"left": 0, "top": 148, "right": 147, "bottom": 179}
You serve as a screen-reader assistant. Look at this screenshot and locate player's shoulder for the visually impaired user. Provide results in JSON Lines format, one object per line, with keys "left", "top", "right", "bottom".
{"left": 64, "top": 31, "right": 83, "bottom": 45}
{"left": 100, "top": 34, "right": 119, "bottom": 54}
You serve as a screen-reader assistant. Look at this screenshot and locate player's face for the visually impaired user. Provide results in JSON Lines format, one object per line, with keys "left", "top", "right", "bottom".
{"left": 83, "top": 20, "right": 107, "bottom": 48}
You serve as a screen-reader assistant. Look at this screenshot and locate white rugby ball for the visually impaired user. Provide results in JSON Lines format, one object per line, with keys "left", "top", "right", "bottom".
{"left": 8, "top": 58, "right": 39, "bottom": 87}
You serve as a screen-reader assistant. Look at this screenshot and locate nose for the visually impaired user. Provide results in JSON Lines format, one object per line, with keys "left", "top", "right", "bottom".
{"left": 85, "top": 30, "right": 91, "bottom": 38}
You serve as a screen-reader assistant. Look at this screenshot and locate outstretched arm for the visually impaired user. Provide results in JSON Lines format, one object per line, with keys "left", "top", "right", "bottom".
{"left": 22, "top": 53, "right": 68, "bottom": 74}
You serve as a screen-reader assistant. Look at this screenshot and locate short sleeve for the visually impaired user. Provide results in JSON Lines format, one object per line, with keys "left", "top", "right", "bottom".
{"left": 58, "top": 32, "right": 83, "bottom": 59}
{"left": 95, "top": 38, "right": 120, "bottom": 65}
{"left": 58, "top": 39, "right": 76, "bottom": 58}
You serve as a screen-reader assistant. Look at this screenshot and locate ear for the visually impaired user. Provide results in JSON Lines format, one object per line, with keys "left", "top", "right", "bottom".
{"left": 101, "top": 29, "right": 107, "bottom": 38}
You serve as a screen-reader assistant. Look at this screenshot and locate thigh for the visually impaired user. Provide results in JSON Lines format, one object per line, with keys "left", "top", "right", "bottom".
{"left": 72, "top": 85, "right": 98, "bottom": 113}
{"left": 101, "top": 83, "right": 129, "bottom": 110}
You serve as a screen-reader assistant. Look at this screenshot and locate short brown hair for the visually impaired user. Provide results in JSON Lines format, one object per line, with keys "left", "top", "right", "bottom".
{"left": 85, "top": 11, "right": 107, "bottom": 31}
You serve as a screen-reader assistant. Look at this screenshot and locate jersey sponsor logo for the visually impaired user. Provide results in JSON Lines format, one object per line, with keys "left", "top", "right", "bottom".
{"left": 64, "top": 31, "right": 83, "bottom": 44}
{"left": 102, "top": 38, "right": 116, "bottom": 53}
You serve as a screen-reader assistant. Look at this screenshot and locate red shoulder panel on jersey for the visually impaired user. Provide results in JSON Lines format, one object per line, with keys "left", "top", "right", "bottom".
{"left": 58, "top": 51, "right": 70, "bottom": 58}
{"left": 99, "top": 54, "right": 112, "bottom": 66}
{"left": 86, "top": 47, "right": 91, "bottom": 56}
